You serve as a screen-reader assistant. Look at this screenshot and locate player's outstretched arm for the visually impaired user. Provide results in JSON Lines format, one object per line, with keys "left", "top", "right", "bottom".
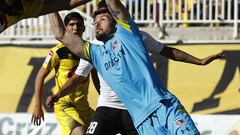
{"left": 31, "top": 68, "right": 50, "bottom": 126}
{"left": 38, "top": 0, "right": 92, "bottom": 16}
{"left": 160, "top": 47, "right": 224, "bottom": 65}
{"left": 48, "top": 12, "right": 86, "bottom": 57}
{"left": 105, "top": 0, "right": 130, "bottom": 21}
{"left": 141, "top": 31, "right": 224, "bottom": 65}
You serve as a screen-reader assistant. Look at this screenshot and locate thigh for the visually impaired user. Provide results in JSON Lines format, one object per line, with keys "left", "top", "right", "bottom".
{"left": 54, "top": 106, "right": 82, "bottom": 135}
{"left": 137, "top": 98, "right": 200, "bottom": 135}
{"left": 86, "top": 107, "right": 122, "bottom": 135}
{"left": 76, "top": 106, "right": 95, "bottom": 128}
{"left": 36, "top": 0, "right": 76, "bottom": 16}
{"left": 163, "top": 98, "right": 200, "bottom": 135}
{"left": 71, "top": 126, "right": 86, "bottom": 135}
{"left": 36, "top": 0, "right": 64, "bottom": 16}
{"left": 137, "top": 106, "right": 170, "bottom": 135}
{"left": 21, "top": 0, "right": 44, "bottom": 18}
{"left": 121, "top": 110, "right": 138, "bottom": 135}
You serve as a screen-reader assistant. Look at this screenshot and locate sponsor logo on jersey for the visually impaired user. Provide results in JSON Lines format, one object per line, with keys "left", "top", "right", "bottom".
{"left": 104, "top": 48, "right": 125, "bottom": 70}
{"left": 44, "top": 50, "right": 54, "bottom": 64}
{"left": 102, "top": 38, "right": 126, "bottom": 70}
{"left": 112, "top": 39, "right": 121, "bottom": 51}
{"left": 49, "top": 50, "right": 54, "bottom": 56}
{"left": 175, "top": 118, "right": 185, "bottom": 128}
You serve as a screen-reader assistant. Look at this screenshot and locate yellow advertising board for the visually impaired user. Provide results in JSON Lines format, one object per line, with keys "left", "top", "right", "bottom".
{"left": 0, "top": 45, "right": 98, "bottom": 112}
{"left": 0, "top": 44, "right": 239, "bottom": 114}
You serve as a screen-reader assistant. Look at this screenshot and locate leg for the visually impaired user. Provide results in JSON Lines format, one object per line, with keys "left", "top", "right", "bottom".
{"left": 38, "top": 0, "right": 91, "bottom": 16}
{"left": 55, "top": 107, "right": 80, "bottom": 135}
{"left": 4, "top": 0, "right": 15, "bottom": 5}
{"left": 162, "top": 98, "right": 200, "bottom": 135}
{"left": 2, "top": 0, "right": 90, "bottom": 32}
{"left": 54, "top": 102, "right": 89, "bottom": 135}
{"left": 86, "top": 107, "right": 121, "bottom": 135}
{"left": 121, "top": 110, "right": 138, "bottom": 135}
{"left": 136, "top": 115, "right": 168, "bottom": 135}
{"left": 137, "top": 98, "right": 200, "bottom": 135}
{"left": 71, "top": 125, "right": 87, "bottom": 135}
{"left": 20, "top": 0, "right": 91, "bottom": 19}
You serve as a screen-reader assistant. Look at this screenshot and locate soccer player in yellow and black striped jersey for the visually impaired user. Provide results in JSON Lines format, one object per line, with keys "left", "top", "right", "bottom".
{"left": 31, "top": 12, "right": 94, "bottom": 135}
{"left": 0, "top": 0, "right": 91, "bottom": 33}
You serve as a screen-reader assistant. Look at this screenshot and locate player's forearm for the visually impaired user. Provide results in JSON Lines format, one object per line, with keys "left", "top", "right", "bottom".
{"left": 34, "top": 77, "right": 44, "bottom": 107}
{"left": 34, "top": 68, "right": 50, "bottom": 107}
{"left": 34, "top": 91, "right": 43, "bottom": 107}
{"left": 105, "top": 0, "right": 130, "bottom": 21}
{"left": 171, "top": 47, "right": 202, "bottom": 65}
{"left": 55, "top": 75, "right": 83, "bottom": 99}
{"left": 48, "top": 12, "right": 66, "bottom": 41}
{"left": 161, "top": 47, "right": 202, "bottom": 65}
{"left": 55, "top": 58, "right": 93, "bottom": 99}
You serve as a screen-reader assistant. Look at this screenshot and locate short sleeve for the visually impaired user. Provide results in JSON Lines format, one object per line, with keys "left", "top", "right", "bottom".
{"left": 42, "top": 45, "right": 60, "bottom": 71}
{"left": 141, "top": 31, "right": 164, "bottom": 54}
{"left": 75, "top": 59, "right": 93, "bottom": 77}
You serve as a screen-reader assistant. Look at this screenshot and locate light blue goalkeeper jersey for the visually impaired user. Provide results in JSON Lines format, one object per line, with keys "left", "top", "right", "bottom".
{"left": 85, "top": 18, "right": 174, "bottom": 127}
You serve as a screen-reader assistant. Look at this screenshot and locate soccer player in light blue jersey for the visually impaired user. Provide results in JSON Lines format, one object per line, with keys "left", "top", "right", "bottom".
{"left": 48, "top": 0, "right": 223, "bottom": 134}
{"left": 47, "top": 30, "right": 223, "bottom": 135}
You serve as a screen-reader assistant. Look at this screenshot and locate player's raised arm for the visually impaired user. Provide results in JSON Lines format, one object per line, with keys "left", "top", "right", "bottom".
{"left": 160, "top": 47, "right": 224, "bottom": 65}
{"left": 48, "top": 12, "right": 86, "bottom": 57}
{"left": 105, "top": 0, "right": 130, "bottom": 21}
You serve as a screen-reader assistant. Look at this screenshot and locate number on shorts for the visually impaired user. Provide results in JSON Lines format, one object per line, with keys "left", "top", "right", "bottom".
{"left": 86, "top": 122, "right": 98, "bottom": 134}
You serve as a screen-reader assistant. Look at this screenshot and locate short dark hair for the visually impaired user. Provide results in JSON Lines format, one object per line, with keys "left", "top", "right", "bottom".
{"left": 93, "top": 0, "right": 111, "bottom": 18}
{"left": 64, "top": 12, "right": 84, "bottom": 26}
{"left": 98, "top": 0, "right": 107, "bottom": 9}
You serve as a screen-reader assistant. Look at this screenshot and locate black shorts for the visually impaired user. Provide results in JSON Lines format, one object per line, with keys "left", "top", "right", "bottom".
{"left": 86, "top": 107, "right": 138, "bottom": 135}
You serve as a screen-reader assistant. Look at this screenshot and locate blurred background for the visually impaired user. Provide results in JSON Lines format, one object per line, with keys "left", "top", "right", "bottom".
{"left": 0, "top": 0, "right": 239, "bottom": 134}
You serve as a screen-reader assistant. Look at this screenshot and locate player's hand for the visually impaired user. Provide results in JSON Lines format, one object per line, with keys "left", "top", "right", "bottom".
{"left": 200, "top": 52, "right": 224, "bottom": 65}
{"left": 31, "top": 106, "right": 44, "bottom": 126}
{"left": 46, "top": 95, "right": 54, "bottom": 108}
{"left": 46, "top": 95, "right": 58, "bottom": 108}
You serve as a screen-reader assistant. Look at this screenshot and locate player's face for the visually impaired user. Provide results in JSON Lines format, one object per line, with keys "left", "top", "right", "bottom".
{"left": 65, "top": 19, "right": 85, "bottom": 36}
{"left": 93, "top": 13, "right": 115, "bottom": 41}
